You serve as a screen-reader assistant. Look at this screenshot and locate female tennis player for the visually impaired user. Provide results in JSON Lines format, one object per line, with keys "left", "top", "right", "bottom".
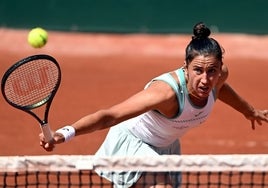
{"left": 40, "top": 22, "right": 268, "bottom": 188}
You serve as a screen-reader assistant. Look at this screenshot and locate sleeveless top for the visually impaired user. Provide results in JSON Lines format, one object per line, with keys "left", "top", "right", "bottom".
{"left": 125, "top": 68, "right": 216, "bottom": 147}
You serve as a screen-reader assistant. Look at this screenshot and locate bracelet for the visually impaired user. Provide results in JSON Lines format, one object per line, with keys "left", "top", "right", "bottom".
{"left": 55, "top": 125, "right": 75, "bottom": 142}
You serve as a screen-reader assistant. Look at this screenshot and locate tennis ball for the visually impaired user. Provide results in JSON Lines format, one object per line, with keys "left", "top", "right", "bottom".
{"left": 27, "top": 27, "right": 48, "bottom": 48}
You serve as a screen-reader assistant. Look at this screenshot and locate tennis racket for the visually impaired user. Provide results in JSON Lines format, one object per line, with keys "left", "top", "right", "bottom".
{"left": 1, "top": 54, "right": 61, "bottom": 142}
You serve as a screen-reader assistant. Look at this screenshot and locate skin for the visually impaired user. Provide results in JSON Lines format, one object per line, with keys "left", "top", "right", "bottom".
{"left": 40, "top": 54, "right": 268, "bottom": 188}
{"left": 184, "top": 55, "right": 223, "bottom": 106}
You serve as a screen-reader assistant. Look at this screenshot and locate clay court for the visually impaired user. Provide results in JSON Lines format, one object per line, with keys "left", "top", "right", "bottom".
{"left": 0, "top": 29, "right": 267, "bottom": 156}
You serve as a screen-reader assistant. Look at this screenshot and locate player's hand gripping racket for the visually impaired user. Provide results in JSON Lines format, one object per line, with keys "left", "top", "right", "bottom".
{"left": 1, "top": 54, "right": 61, "bottom": 142}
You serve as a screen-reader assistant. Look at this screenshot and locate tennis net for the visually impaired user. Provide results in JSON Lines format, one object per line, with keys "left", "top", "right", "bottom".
{"left": 1, "top": 154, "right": 268, "bottom": 187}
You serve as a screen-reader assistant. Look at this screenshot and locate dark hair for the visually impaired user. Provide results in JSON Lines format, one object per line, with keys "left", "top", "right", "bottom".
{"left": 185, "top": 22, "right": 224, "bottom": 66}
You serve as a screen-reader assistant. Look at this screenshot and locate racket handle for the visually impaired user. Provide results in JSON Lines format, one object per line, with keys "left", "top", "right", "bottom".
{"left": 40, "top": 123, "right": 53, "bottom": 143}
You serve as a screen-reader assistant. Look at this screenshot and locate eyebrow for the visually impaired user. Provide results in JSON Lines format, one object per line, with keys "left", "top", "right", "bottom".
{"left": 192, "top": 64, "right": 220, "bottom": 69}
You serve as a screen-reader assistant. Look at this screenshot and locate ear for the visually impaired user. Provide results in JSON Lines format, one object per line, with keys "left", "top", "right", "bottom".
{"left": 183, "top": 61, "right": 187, "bottom": 69}
{"left": 182, "top": 61, "right": 189, "bottom": 81}
{"left": 183, "top": 61, "right": 188, "bottom": 74}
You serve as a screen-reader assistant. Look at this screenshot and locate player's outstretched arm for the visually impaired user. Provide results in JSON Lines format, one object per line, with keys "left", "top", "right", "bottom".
{"left": 40, "top": 80, "right": 178, "bottom": 151}
{"left": 218, "top": 83, "right": 268, "bottom": 130}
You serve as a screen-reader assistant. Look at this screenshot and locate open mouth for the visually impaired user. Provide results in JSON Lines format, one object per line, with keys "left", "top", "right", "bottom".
{"left": 198, "top": 86, "right": 210, "bottom": 94}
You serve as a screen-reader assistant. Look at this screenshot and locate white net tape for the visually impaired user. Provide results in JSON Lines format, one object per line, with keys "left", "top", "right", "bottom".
{"left": 1, "top": 154, "right": 268, "bottom": 172}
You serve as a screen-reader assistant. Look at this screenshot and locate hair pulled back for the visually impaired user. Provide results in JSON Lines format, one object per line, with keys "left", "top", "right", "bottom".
{"left": 185, "top": 22, "right": 224, "bottom": 66}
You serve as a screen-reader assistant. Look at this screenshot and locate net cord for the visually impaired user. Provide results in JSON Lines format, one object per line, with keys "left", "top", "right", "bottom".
{"left": 1, "top": 154, "right": 268, "bottom": 172}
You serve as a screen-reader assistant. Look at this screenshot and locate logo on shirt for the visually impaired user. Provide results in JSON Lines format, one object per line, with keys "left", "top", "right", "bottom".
{"left": 194, "top": 111, "right": 203, "bottom": 117}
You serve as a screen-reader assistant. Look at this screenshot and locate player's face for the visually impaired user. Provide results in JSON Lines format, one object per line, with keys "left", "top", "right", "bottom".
{"left": 184, "top": 55, "right": 222, "bottom": 106}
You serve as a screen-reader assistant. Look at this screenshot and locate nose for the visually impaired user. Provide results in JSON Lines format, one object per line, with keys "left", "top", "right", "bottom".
{"left": 200, "top": 73, "right": 209, "bottom": 84}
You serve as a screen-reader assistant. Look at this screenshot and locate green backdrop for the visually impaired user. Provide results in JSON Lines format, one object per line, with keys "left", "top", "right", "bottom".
{"left": 0, "top": 0, "right": 267, "bottom": 34}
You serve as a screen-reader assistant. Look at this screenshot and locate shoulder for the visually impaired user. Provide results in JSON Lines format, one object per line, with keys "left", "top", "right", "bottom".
{"left": 146, "top": 80, "right": 180, "bottom": 118}
{"left": 146, "top": 70, "right": 181, "bottom": 91}
{"left": 221, "top": 64, "right": 229, "bottom": 79}
{"left": 218, "top": 64, "right": 229, "bottom": 85}
{"left": 146, "top": 73, "right": 177, "bottom": 97}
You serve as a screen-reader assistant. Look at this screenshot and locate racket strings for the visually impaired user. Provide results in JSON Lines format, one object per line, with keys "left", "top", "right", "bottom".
{"left": 4, "top": 59, "right": 60, "bottom": 108}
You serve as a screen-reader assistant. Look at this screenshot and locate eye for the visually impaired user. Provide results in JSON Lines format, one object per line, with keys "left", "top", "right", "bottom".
{"left": 207, "top": 68, "right": 218, "bottom": 75}
{"left": 194, "top": 68, "right": 203, "bottom": 75}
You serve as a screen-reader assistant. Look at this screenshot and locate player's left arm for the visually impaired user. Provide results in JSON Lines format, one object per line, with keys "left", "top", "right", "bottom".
{"left": 216, "top": 65, "right": 268, "bottom": 129}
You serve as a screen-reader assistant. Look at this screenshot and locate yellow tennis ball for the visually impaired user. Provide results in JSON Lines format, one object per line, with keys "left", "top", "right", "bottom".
{"left": 27, "top": 27, "right": 48, "bottom": 48}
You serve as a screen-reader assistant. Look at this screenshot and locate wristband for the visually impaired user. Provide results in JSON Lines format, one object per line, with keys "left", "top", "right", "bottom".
{"left": 55, "top": 125, "right": 75, "bottom": 142}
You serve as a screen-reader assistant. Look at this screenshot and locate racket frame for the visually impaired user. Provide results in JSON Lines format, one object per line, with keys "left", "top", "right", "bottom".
{"left": 1, "top": 54, "right": 61, "bottom": 142}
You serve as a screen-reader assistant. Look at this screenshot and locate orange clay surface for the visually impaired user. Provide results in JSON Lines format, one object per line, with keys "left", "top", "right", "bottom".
{"left": 0, "top": 29, "right": 267, "bottom": 156}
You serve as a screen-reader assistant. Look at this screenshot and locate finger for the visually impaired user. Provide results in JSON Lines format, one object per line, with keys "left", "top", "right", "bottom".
{"left": 261, "top": 110, "right": 268, "bottom": 120}
{"left": 39, "top": 134, "right": 50, "bottom": 145}
{"left": 39, "top": 133, "right": 45, "bottom": 141}
{"left": 263, "top": 110, "right": 268, "bottom": 121}
{"left": 256, "top": 119, "right": 263, "bottom": 126}
{"left": 39, "top": 140, "right": 45, "bottom": 146}
{"left": 45, "top": 142, "right": 55, "bottom": 151}
{"left": 39, "top": 138, "right": 54, "bottom": 150}
{"left": 251, "top": 120, "right": 255, "bottom": 130}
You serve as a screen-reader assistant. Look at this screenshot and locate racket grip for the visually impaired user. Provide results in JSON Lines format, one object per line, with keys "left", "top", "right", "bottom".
{"left": 40, "top": 123, "right": 53, "bottom": 143}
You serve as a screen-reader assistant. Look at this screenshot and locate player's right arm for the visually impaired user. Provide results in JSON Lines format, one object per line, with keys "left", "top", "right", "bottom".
{"left": 40, "top": 79, "right": 179, "bottom": 151}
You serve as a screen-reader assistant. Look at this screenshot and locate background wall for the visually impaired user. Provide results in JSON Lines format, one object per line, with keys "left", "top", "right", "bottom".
{"left": 0, "top": 0, "right": 267, "bottom": 34}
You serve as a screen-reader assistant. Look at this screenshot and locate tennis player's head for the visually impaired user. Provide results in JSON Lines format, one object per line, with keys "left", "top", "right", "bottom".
{"left": 184, "top": 22, "right": 224, "bottom": 68}
{"left": 183, "top": 22, "right": 225, "bottom": 100}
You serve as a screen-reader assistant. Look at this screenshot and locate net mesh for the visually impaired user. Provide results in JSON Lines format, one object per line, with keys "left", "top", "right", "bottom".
{"left": 1, "top": 154, "right": 268, "bottom": 188}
